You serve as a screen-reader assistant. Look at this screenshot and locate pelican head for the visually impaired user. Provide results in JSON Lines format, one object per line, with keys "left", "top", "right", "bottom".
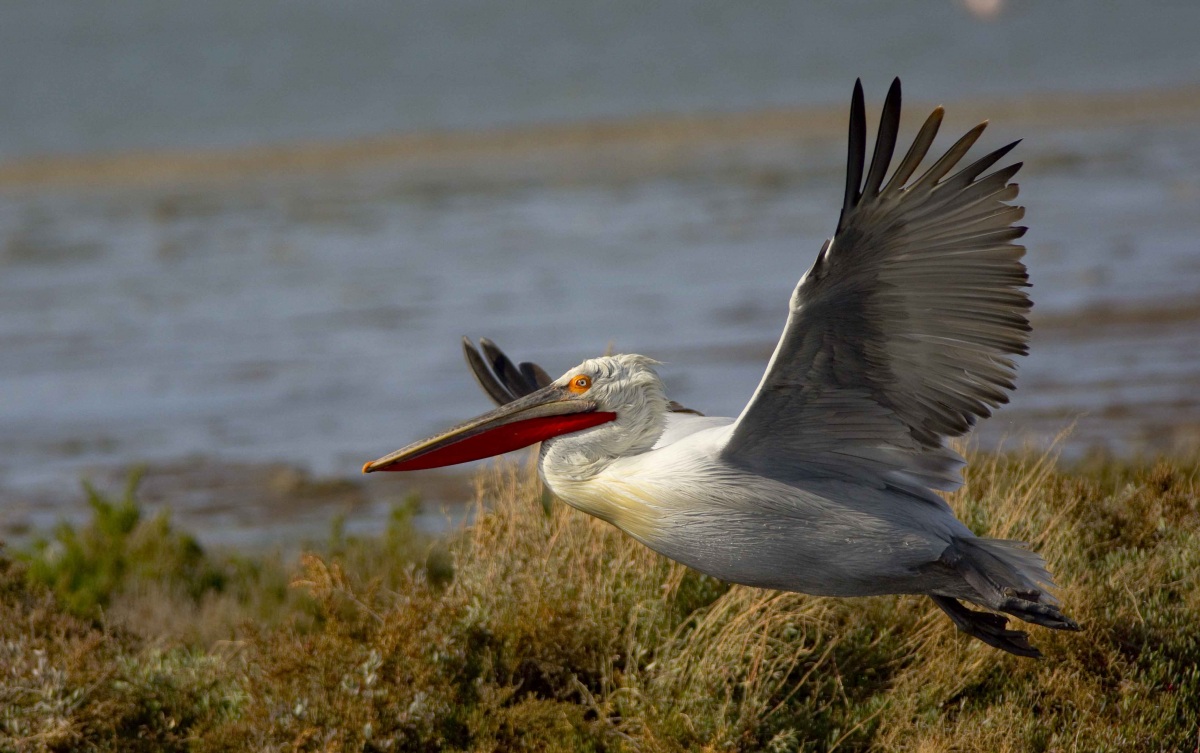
{"left": 363, "top": 354, "right": 668, "bottom": 476}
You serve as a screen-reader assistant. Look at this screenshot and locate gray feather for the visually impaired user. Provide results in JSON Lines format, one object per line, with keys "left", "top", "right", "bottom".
{"left": 723, "top": 79, "right": 1030, "bottom": 497}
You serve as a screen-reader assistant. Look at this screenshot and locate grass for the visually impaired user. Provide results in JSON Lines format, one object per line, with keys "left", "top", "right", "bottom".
{"left": 1, "top": 449, "right": 1198, "bottom": 752}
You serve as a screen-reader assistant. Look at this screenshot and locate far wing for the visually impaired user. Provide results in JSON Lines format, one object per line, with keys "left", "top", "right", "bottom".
{"left": 462, "top": 337, "right": 554, "bottom": 406}
{"left": 721, "top": 79, "right": 1029, "bottom": 495}
{"left": 462, "top": 337, "right": 703, "bottom": 415}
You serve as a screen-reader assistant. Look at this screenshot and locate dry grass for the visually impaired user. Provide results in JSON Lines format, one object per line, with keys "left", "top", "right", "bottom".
{"left": 2, "top": 449, "right": 1198, "bottom": 751}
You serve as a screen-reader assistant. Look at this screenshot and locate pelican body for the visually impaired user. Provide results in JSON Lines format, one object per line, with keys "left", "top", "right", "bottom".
{"left": 365, "top": 80, "right": 1078, "bottom": 657}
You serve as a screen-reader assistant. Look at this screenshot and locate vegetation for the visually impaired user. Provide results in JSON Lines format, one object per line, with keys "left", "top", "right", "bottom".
{"left": 2, "top": 449, "right": 1198, "bottom": 751}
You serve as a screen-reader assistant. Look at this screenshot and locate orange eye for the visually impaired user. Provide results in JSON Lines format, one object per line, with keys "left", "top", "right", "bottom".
{"left": 568, "top": 374, "right": 592, "bottom": 394}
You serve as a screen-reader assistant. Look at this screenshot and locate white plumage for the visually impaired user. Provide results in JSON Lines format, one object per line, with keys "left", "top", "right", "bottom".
{"left": 365, "top": 79, "right": 1078, "bottom": 657}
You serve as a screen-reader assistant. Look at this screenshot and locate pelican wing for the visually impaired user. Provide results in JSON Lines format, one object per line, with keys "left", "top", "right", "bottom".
{"left": 463, "top": 337, "right": 554, "bottom": 405}
{"left": 463, "top": 337, "right": 702, "bottom": 415}
{"left": 721, "top": 79, "right": 1029, "bottom": 494}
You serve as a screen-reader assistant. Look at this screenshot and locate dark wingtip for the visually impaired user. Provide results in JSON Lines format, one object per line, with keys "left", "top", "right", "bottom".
{"left": 982, "top": 140, "right": 1022, "bottom": 173}
{"left": 838, "top": 79, "right": 868, "bottom": 233}
{"left": 522, "top": 361, "right": 554, "bottom": 389}
{"left": 862, "top": 77, "right": 903, "bottom": 199}
{"left": 886, "top": 76, "right": 901, "bottom": 108}
{"left": 463, "top": 336, "right": 516, "bottom": 406}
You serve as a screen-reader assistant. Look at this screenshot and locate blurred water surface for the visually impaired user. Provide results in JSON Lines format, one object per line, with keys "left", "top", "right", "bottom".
{"left": 1, "top": 1, "right": 1199, "bottom": 541}
{"left": 3, "top": 0, "right": 1199, "bottom": 158}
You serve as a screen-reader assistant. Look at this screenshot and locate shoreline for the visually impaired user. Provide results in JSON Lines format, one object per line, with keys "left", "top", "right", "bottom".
{"left": 5, "top": 430, "right": 1199, "bottom": 553}
{"left": 3, "top": 83, "right": 1199, "bottom": 191}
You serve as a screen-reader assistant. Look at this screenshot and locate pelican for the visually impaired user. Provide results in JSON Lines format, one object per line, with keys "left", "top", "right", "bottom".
{"left": 364, "top": 79, "right": 1078, "bottom": 657}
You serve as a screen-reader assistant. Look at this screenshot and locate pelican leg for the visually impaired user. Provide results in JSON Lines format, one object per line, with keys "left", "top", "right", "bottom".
{"left": 930, "top": 595, "right": 1042, "bottom": 658}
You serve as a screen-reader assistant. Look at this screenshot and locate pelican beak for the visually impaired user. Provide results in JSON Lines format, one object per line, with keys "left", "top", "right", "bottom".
{"left": 363, "top": 384, "right": 616, "bottom": 473}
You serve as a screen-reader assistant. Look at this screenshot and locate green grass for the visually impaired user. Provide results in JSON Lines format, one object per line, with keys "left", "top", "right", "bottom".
{"left": 2, "top": 450, "right": 1198, "bottom": 751}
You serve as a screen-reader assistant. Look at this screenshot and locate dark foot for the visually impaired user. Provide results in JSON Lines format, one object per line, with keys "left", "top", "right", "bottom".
{"left": 998, "top": 596, "right": 1081, "bottom": 632}
{"left": 930, "top": 595, "right": 1042, "bottom": 658}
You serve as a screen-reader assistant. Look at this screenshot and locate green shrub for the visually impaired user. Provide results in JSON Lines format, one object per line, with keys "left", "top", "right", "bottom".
{"left": 20, "top": 471, "right": 224, "bottom": 618}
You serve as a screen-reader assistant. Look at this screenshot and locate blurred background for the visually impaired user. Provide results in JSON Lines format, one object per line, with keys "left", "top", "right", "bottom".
{"left": 2, "top": 0, "right": 1198, "bottom": 546}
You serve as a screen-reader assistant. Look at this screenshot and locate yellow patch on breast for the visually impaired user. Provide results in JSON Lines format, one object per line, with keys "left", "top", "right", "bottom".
{"left": 552, "top": 475, "right": 667, "bottom": 542}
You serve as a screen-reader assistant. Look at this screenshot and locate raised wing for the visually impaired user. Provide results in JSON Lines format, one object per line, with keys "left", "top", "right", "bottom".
{"left": 721, "top": 78, "right": 1029, "bottom": 494}
{"left": 462, "top": 337, "right": 703, "bottom": 415}
{"left": 462, "top": 337, "right": 553, "bottom": 406}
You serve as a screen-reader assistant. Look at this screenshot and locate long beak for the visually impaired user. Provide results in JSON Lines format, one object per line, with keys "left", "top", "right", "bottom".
{"left": 363, "top": 384, "right": 616, "bottom": 473}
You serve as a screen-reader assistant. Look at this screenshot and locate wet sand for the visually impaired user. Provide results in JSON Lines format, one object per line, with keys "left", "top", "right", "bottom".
{"left": 4, "top": 85, "right": 1199, "bottom": 192}
{"left": 0, "top": 456, "right": 480, "bottom": 550}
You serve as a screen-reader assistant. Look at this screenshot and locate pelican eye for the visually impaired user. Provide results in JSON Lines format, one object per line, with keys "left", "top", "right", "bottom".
{"left": 568, "top": 374, "right": 592, "bottom": 394}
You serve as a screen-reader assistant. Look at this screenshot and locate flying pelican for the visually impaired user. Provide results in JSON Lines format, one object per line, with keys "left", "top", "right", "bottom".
{"left": 364, "top": 79, "right": 1079, "bottom": 657}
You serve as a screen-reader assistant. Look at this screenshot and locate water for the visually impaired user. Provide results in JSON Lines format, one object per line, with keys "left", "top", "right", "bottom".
{"left": 3, "top": 1, "right": 1198, "bottom": 159}
{"left": 1, "top": 1, "right": 1199, "bottom": 542}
